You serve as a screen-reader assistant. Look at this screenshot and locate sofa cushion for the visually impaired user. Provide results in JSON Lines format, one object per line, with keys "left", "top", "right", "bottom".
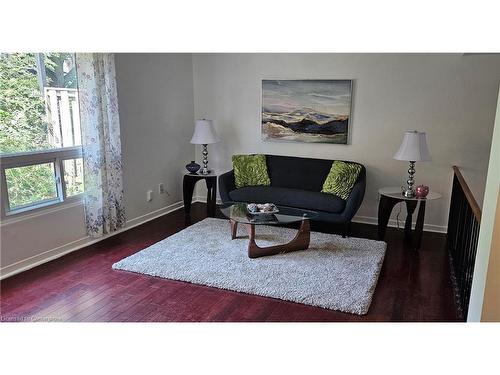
{"left": 228, "top": 186, "right": 346, "bottom": 214}
{"left": 266, "top": 154, "right": 333, "bottom": 192}
{"left": 322, "top": 161, "right": 362, "bottom": 200}
{"left": 232, "top": 154, "right": 271, "bottom": 188}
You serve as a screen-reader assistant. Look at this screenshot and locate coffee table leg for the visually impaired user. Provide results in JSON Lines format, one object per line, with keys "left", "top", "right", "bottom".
{"left": 230, "top": 219, "right": 238, "bottom": 240}
{"left": 246, "top": 219, "right": 311, "bottom": 259}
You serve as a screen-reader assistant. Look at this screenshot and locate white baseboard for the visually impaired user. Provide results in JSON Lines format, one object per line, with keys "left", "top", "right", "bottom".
{"left": 0, "top": 200, "right": 184, "bottom": 280}
{"left": 353, "top": 215, "right": 447, "bottom": 234}
{"left": 194, "top": 195, "right": 447, "bottom": 233}
{"left": 194, "top": 195, "right": 223, "bottom": 205}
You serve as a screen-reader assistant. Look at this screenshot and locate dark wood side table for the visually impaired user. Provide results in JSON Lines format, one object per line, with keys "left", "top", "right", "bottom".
{"left": 183, "top": 172, "right": 217, "bottom": 217}
{"left": 377, "top": 187, "right": 441, "bottom": 249}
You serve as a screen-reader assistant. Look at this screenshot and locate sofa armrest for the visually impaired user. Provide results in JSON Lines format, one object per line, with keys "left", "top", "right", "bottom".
{"left": 340, "top": 169, "right": 366, "bottom": 222}
{"left": 218, "top": 170, "right": 236, "bottom": 204}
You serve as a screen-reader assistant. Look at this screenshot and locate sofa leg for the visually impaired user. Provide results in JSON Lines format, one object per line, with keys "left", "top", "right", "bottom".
{"left": 342, "top": 222, "right": 351, "bottom": 238}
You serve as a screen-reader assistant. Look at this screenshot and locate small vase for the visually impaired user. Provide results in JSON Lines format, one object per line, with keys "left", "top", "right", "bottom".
{"left": 415, "top": 185, "right": 429, "bottom": 198}
{"left": 186, "top": 161, "right": 200, "bottom": 174}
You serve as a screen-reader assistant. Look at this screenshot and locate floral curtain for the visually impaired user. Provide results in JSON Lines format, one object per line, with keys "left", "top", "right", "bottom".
{"left": 76, "top": 53, "right": 126, "bottom": 237}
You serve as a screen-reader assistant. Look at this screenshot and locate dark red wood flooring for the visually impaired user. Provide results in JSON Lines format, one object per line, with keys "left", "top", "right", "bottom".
{"left": 0, "top": 203, "right": 459, "bottom": 322}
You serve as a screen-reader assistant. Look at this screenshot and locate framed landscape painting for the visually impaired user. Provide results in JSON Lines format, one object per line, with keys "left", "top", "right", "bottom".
{"left": 261, "top": 79, "right": 352, "bottom": 144}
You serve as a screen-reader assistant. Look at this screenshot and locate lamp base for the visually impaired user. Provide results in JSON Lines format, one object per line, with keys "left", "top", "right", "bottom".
{"left": 402, "top": 187, "right": 416, "bottom": 198}
{"left": 401, "top": 161, "right": 416, "bottom": 198}
{"left": 201, "top": 144, "right": 210, "bottom": 175}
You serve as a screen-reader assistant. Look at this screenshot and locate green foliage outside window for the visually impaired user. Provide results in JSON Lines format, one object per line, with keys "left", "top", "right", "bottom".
{"left": 0, "top": 53, "right": 82, "bottom": 210}
{"left": 5, "top": 163, "right": 58, "bottom": 209}
{"left": 0, "top": 53, "right": 50, "bottom": 153}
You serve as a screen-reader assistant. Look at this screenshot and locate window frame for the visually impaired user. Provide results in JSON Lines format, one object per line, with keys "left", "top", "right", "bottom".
{"left": 1, "top": 52, "right": 84, "bottom": 220}
{"left": 0, "top": 146, "right": 83, "bottom": 219}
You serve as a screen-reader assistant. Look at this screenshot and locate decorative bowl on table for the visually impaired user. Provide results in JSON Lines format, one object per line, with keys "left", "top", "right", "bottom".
{"left": 246, "top": 203, "right": 279, "bottom": 215}
{"left": 185, "top": 161, "right": 201, "bottom": 174}
{"left": 415, "top": 185, "right": 429, "bottom": 198}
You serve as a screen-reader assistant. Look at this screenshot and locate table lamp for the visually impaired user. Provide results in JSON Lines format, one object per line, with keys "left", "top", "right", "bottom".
{"left": 394, "top": 130, "right": 431, "bottom": 198}
{"left": 190, "top": 119, "right": 220, "bottom": 175}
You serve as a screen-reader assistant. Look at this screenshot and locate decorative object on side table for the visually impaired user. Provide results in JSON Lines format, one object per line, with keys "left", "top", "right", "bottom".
{"left": 185, "top": 160, "right": 201, "bottom": 174}
{"left": 190, "top": 119, "right": 220, "bottom": 175}
{"left": 183, "top": 171, "right": 218, "bottom": 218}
{"left": 377, "top": 187, "right": 441, "bottom": 249}
{"left": 394, "top": 130, "right": 431, "bottom": 198}
{"left": 415, "top": 184, "right": 429, "bottom": 198}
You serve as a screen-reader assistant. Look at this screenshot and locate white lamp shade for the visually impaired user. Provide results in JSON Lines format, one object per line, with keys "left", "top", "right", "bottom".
{"left": 393, "top": 130, "right": 431, "bottom": 162}
{"left": 190, "top": 119, "right": 220, "bottom": 144}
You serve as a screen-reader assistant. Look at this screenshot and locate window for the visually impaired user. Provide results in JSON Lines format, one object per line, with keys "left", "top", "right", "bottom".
{"left": 0, "top": 53, "right": 83, "bottom": 217}
{"left": 5, "top": 162, "right": 58, "bottom": 210}
{"left": 63, "top": 157, "right": 84, "bottom": 197}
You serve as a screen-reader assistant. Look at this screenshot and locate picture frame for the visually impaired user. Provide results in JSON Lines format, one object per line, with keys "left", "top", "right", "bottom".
{"left": 261, "top": 79, "right": 353, "bottom": 144}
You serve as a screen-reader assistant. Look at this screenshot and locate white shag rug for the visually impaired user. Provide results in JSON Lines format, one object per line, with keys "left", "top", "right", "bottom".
{"left": 112, "top": 218, "right": 386, "bottom": 315}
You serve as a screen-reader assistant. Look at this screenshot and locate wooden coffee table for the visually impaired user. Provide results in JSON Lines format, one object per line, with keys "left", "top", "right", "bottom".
{"left": 220, "top": 203, "right": 318, "bottom": 258}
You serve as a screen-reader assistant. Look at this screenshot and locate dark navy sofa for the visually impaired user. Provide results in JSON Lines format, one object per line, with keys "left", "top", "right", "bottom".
{"left": 218, "top": 154, "right": 366, "bottom": 235}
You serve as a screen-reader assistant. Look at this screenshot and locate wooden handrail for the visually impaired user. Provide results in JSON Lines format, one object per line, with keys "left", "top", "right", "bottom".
{"left": 452, "top": 166, "right": 482, "bottom": 224}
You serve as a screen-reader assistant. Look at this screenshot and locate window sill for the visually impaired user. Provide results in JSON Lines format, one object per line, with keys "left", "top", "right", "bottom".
{"left": 6, "top": 198, "right": 64, "bottom": 216}
{"left": 0, "top": 196, "right": 84, "bottom": 227}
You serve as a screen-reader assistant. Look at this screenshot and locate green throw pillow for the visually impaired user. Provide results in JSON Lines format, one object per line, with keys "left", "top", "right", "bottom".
{"left": 321, "top": 161, "right": 362, "bottom": 200}
{"left": 232, "top": 154, "right": 271, "bottom": 188}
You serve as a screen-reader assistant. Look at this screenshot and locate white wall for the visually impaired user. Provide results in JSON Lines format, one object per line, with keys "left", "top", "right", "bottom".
{"left": 0, "top": 53, "right": 195, "bottom": 277}
{"left": 192, "top": 53, "right": 500, "bottom": 230}
{"left": 0, "top": 204, "right": 87, "bottom": 271}
{"left": 115, "top": 53, "right": 195, "bottom": 220}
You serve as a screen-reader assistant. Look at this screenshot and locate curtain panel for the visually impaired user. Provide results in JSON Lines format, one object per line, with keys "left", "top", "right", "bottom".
{"left": 76, "top": 53, "right": 125, "bottom": 237}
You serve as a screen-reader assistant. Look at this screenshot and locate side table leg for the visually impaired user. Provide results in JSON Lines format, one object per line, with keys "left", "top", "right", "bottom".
{"left": 211, "top": 178, "right": 217, "bottom": 217}
{"left": 404, "top": 200, "right": 418, "bottom": 243}
{"left": 183, "top": 176, "right": 196, "bottom": 216}
{"left": 205, "top": 177, "right": 217, "bottom": 217}
{"left": 378, "top": 196, "right": 400, "bottom": 240}
{"left": 414, "top": 201, "right": 426, "bottom": 249}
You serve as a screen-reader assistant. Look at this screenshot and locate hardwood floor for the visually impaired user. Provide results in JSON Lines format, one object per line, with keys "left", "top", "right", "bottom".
{"left": 0, "top": 203, "right": 459, "bottom": 322}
